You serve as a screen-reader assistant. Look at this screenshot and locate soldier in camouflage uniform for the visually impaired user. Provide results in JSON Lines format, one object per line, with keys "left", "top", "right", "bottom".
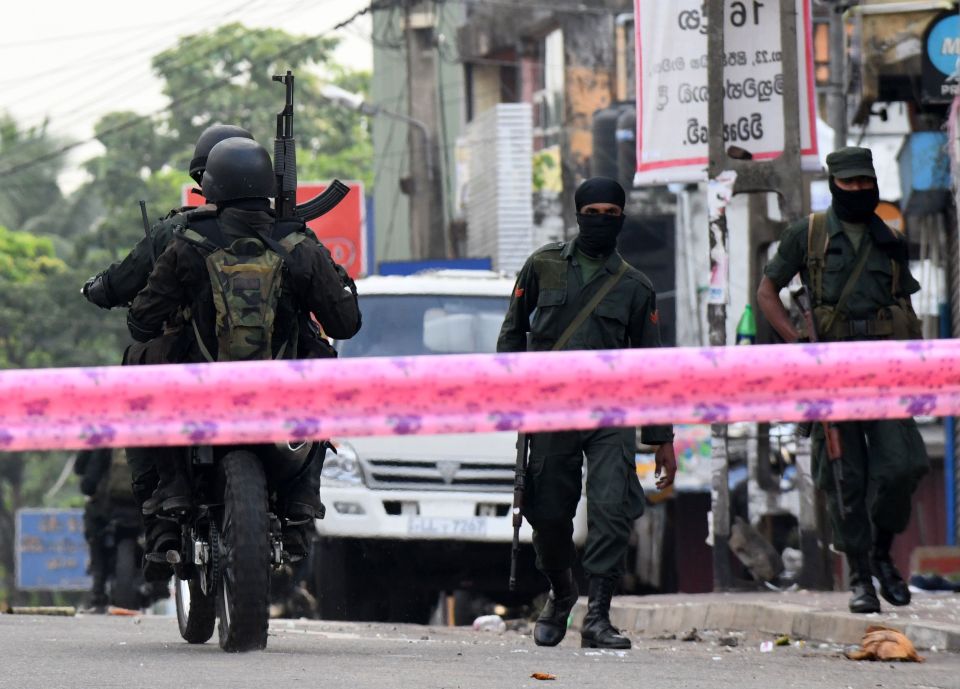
{"left": 757, "top": 146, "right": 929, "bottom": 613}
{"left": 127, "top": 137, "right": 360, "bottom": 562}
{"left": 497, "top": 177, "right": 677, "bottom": 649}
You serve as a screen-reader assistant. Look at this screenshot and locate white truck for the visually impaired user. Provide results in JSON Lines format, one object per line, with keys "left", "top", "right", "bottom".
{"left": 311, "top": 270, "right": 586, "bottom": 623}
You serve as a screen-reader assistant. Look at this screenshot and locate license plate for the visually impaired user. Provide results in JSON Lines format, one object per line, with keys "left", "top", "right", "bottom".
{"left": 407, "top": 516, "right": 487, "bottom": 537}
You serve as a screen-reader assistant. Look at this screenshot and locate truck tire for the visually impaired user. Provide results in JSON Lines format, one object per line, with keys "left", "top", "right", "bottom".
{"left": 216, "top": 451, "right": 271, "bottom": 652}
{"left": 312, "top": 538, "right": 376, "bottom": 621}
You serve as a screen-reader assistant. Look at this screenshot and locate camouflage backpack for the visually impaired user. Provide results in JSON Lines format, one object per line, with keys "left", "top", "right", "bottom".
{"left": 178, "top": 212, "right": 307, "bottom": 361}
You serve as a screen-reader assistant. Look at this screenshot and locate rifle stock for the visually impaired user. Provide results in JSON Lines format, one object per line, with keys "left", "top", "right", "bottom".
{"left": 791, "top": 284, "right": 846, "bottom": 519}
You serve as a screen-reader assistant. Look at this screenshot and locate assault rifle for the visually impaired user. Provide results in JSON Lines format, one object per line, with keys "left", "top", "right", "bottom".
{"left": 272, "top": 70, "right": 351, "bottom": 222}
{"left": 509, "top": 333, "right": 534, "bottom": 591}
{"left": 792, "top": 284, "right": 846, "bottom": 520}
{"left": 509, "top": 431, "right": 530, "bottom": 592}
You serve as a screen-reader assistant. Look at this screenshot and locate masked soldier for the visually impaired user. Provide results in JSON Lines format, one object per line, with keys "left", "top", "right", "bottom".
{"left": 497, "top": 177, "right": 677, "bottom": 649}
{"left": 126, "top": 137, "right": 361, "bottom": 562}
{"left": 757, "top": 146, "right": 929, "bottom": 613}
{"left": 81, "top": 124, "right": 256, "bottom": 581}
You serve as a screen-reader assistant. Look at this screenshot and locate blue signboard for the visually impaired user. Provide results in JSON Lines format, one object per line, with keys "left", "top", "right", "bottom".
{"left": 922, "top": 12, "right": 960, "bottom": 103}
{"left": 16, "top": 508, "right": 91, "bottom": 591}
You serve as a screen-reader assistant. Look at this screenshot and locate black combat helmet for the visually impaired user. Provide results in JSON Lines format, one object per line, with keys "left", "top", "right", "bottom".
{"left": 189, "top": 124, "right": 254, "bottom": 183}
{"left": 200, "top": 138, "right": 275, "bottom": 203}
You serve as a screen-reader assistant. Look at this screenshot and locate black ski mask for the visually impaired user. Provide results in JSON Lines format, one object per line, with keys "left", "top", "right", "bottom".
{"left": 829, "top": 177, "right": 879, "bottom": 224}
{"left": 576, "top": 213, "right": 625, "bottom": 256}
{"left": 574, "top": 177, "right": 627, "bottom": 257}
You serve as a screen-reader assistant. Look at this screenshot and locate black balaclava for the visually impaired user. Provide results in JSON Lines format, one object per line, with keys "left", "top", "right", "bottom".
{"left": 575, "top": 177, "right": 626, "bottom": 257}
{"left": 829, "top": 177, "right": 879, "bottom": 224}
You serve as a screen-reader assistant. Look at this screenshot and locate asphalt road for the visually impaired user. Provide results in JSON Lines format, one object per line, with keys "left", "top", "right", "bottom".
{"left": 2, "top": 613, "right": 959, "bottom": 689}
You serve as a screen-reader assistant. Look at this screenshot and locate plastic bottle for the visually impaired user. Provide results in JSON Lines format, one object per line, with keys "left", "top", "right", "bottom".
{"left": 472, "top": 614, "right": 507, "bottom": 633}
{"left": 736, "top": 304, "right": 757, "bottom": 345}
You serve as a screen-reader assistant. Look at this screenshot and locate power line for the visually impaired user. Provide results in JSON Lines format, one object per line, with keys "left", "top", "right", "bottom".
{"left": 0, "top": 1, "right": 389, "bottom": 180}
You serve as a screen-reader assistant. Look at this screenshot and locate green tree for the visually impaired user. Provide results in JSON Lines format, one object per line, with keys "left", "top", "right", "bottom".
{"left": 0, "top": 116, "right": 69, "bottom": 233}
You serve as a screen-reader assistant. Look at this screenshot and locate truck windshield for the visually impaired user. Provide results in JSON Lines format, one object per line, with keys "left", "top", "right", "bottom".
{"left": 337, "top": 295, "right": 510, "bottom": 357}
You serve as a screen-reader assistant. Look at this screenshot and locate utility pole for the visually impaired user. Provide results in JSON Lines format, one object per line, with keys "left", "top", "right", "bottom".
{"left": 826, "top": 3, "right": 848, "bottom": 150}
{"left": 403, "top": 0, "right": 447, "bottom": 259}
{"left": 706, "top": 0, "right": 822, "bottom": 591}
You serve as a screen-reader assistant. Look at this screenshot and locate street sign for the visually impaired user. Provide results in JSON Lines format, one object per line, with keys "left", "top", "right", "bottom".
{"left": 16, "top": 508, "right": 90, "bottom": 591}
{"left": 181, "top": 181, "right": 367, "bottom": 278}
{"left": 922, "top": 12, "right": 960, "bottom": 104}
{"left": 634, "top": 0, "right": 820, "bottom": 185}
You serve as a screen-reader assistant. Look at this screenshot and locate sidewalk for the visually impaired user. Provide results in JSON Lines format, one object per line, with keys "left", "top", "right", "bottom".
{"left": 571, "top": 590, "right": 960, "bottom": 651}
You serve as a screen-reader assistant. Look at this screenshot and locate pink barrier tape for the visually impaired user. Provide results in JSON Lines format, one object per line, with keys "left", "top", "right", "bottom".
{"left": 0, "top": 339, "right": 957, "bottom": 452}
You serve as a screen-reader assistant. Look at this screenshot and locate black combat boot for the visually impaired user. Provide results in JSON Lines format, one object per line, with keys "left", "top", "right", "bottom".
{"left": 871, "top": 529, "right": 910, "bottom": 606}
{"left": 283, "top": 482, "right": 326, "bottom": 526}
{"left": 143, "top": 520, "right": 178, "bottom": 582}
{"left": 580, "top": 576, "right": 631, "bottom": 649}
{"left": 142, "top": 450, "right": 191, "bottom": 517}
{"left": 848, "top": 553, "right": 881, "bottom": 614}
{"left": 533, "top": 569, "right": 579, "bottom": 647}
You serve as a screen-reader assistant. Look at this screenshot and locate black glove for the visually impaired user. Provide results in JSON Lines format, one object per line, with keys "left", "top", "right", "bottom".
{"left": 82, "top": 274, "right": 111, "bottom": 309}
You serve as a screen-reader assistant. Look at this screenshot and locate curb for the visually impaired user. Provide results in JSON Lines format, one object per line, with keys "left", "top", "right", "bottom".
{"left": 570, "top": 598, "right": 960, "bottom": 651}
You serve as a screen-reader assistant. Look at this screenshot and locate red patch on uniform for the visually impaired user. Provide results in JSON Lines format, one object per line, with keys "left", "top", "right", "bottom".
{"left": 650, "top": 309, "right": 660, "bottom": 324}
{"left": 514, "top": 287, "right": 525, "bottom": 298}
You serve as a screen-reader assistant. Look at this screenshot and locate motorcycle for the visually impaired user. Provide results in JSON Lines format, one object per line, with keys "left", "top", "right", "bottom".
{"left": 169, "top": 440, "right": 317, "bottom": 652}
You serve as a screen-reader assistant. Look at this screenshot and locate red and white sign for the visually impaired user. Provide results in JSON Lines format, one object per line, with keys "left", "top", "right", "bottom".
{"left": 182, "top": 181, "right": 366, "bottom": 278}
{"left": 634, "top": 0, "right": 819, "bottom": 186}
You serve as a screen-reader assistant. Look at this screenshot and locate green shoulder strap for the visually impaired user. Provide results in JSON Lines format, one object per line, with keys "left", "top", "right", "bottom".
{"left": 806, "top": 212, "right": 829, "bottom": 305}
{"left": 820, "top": 231, "right": 874, "bottom": 335}
{"left": 552, "top": 259, "right": 630, "bottom": 351}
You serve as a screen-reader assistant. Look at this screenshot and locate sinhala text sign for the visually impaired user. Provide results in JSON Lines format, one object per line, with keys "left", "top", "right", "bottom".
{"left": 634, "top": 0, "right": 819, "bottom": 186}
{"left": 16, "top": 508, "right": 91, "bottom": 591}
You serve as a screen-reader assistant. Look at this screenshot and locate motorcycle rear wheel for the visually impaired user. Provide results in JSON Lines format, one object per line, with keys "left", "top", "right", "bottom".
{"left": 176, "top": 561, "right": 216, "bottom": 644}
{"left": 216, "top": 450, "right": 271, "bottom": 652}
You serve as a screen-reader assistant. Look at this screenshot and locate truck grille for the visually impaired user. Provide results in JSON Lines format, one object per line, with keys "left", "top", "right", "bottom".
{"left": 361, "top": 459, "right": 514, "bottom": 492}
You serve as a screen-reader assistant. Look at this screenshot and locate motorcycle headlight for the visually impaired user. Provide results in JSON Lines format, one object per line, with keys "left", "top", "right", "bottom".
{"left": 321, "top": 441, "right": 363, "bottom": 487}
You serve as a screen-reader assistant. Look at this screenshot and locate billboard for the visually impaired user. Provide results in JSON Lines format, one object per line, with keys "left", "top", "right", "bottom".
{"left": 182, "top": 181, "right": 367, "bottom": 278}
{"left": 16, "top": 508, "right": 91, "bottom": 591}
{"left": 634, "top": 0, "right": 819, "bottom": 185}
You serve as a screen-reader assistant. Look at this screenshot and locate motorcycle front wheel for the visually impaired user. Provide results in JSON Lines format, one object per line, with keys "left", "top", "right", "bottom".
{"left": 176, "top": 550, "right": 216, "bottom": 645}
{"left": 216, "top": 450, "right": 271, "bottom": 652}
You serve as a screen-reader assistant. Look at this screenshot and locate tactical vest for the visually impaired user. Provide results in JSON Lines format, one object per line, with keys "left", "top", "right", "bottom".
{"left": 176, "top": 210, "right": 308, "bottom": 361}
{"left": 805, "top": 212, "right": 922, "bottom": 341}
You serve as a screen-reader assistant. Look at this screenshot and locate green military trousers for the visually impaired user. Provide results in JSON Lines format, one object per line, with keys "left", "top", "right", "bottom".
{"left": 812, "top": 418, "right": 929, "bottom": 555}
{"left": 121, "top": 335, "right": 183, "bottom": 506}
{"left": 524, "top": 427, "right": 645, "bottom": 577}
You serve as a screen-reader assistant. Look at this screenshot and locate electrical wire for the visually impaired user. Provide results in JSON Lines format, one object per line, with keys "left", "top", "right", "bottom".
{"left": 0, "top": 0, "right": 393, "bottom": 179}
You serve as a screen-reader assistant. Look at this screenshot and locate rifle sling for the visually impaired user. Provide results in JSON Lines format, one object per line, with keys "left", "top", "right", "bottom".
{"left": 820, "top": 232, "right": 873, "bottom": 336}
{"left": 552, "top": 259, "right": 630, "bottom": 352}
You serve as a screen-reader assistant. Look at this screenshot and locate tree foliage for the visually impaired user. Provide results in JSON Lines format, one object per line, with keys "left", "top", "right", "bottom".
{"left": 0, "top": 22, "right": 373, "bottom": 605}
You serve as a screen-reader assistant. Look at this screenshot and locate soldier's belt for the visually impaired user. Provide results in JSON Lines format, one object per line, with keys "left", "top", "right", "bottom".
{"left": 820, "top": 315, "right": 894, "bottom": 340}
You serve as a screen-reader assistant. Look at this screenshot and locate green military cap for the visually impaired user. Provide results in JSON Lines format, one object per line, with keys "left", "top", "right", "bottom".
{"left": 826, "top": 146, "right": 876, "bottom": 179}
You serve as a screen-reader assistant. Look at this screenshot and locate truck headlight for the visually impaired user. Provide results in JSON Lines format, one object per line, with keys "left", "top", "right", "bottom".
{"left": 321, "top": 441, "right": 363, "bottom": 487}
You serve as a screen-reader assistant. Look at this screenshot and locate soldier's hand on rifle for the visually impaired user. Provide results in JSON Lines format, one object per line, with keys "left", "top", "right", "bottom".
{"left": 654, "top": 443, "right": 677, "bottom": 490}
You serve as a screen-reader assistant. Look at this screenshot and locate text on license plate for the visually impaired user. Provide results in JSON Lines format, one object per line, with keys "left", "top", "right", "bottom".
{"left": 407, "top": 517, "right": 488, "bottom": 537}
